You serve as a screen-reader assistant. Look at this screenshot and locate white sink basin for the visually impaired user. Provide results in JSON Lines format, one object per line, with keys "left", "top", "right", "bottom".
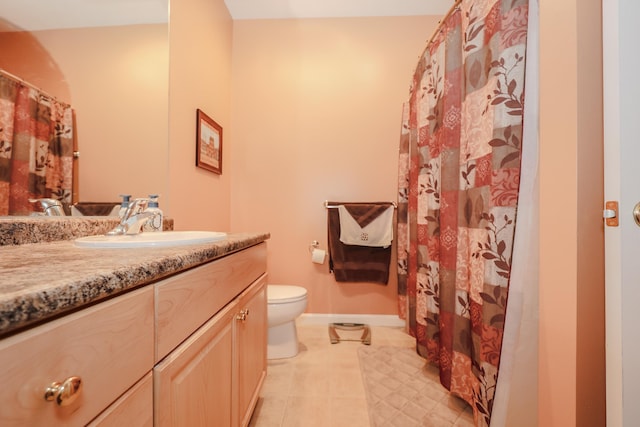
{"left": 74, "top": 231, "right": 227, "bottom": 248}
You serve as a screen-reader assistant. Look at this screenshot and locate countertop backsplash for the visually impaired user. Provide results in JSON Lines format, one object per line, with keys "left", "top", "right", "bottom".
{"left": 0, "top": 216, "right": 174, "bottom": 246}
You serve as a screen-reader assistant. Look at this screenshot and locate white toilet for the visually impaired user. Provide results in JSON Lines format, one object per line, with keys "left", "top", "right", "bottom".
{"left": 267, "top": 285, "right": 308, "bottom": 359}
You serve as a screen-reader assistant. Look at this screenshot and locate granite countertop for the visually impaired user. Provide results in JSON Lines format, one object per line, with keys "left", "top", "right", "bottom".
{"left": 0, "top": 216, "right": 174, "bottom": 246}
{"left": 0, "top": 232, "right": 270, "bottom": 337}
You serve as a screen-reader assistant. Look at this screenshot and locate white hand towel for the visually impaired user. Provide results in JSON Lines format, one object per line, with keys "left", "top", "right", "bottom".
{"left": 338, "top": 205, "right": 394, "bottom": 247}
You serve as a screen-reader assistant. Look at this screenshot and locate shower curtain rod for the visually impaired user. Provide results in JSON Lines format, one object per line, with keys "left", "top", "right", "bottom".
{"left": 424, "top": 0, "right": 463, "bottom": 50}
{"left": 0, "top": 68, "right": 71, "bottom": 108}
{"left": 324, "top": 201, "right": 397, "bottom": 209}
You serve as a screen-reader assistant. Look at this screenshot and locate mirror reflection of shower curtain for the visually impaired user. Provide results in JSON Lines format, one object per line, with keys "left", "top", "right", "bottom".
{"left": 396, "top": 0, "right": 531, "bottom": 426}
{"left": 0, "top": 72, "right": 74, "bottom": 215}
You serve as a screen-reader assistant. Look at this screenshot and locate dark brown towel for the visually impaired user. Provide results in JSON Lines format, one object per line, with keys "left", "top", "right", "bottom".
{"left": 343, "top": 204, "right": 391, "bottom": 228}
{"left": 73, "top": 202, "right": 119, "bottom": 216}
{"left": 327, "top": 202, "right": 393, "bottom": 285}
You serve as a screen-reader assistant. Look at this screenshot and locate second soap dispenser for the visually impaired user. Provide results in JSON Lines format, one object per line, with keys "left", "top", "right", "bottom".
{"left": 143, "top": 194, "right": 164, "bottom": 232}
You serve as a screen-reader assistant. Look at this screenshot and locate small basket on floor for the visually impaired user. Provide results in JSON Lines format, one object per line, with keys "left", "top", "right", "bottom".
{"left": 328, "top": 323, "right": 371, "bottom": 345}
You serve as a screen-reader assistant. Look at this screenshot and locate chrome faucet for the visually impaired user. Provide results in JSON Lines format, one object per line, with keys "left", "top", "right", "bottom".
{"left": 29, "top": 198, "right": 65, "bottom": 216}
{"left": 106, "top": 198, "right": 157, "bottom": 235}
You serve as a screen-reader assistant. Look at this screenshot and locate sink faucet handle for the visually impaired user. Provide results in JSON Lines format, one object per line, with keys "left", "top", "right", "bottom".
{"left": 123, "top": 210, "right": 158, "bottom": 235}
{"left": 122, "top": 198, "right": 149, "bottom": 221}
{"left": 106, "top": 198, "right": 153, "bottom": 236}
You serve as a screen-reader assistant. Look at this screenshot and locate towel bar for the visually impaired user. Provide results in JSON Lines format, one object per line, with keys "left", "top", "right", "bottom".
{"left": 324, "top": 201, "right": 397, "bottom": 209}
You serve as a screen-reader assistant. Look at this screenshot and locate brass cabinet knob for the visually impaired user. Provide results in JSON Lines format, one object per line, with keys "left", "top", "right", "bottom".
{"left": 236, "top": 309, "right": 250, "bottom": 322}
{"left": 44, "top": 376, "right": 82, "bottom": 406}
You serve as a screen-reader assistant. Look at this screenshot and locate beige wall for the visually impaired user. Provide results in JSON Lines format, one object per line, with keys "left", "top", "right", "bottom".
{"left": 539, "top": 0, "right": 606, "bottom": 425}
{"left": 0, "top": 30, "right": 71, "bottom": 102}
{"left": 167, "top": 0, "right": 233, "bottom": 231}
{"left": 230, "top": 16, "right": 440, "bottom": 314}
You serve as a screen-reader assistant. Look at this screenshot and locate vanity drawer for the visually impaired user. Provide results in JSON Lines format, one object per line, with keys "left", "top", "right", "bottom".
{"left": 0, "top": 286, "right": 154, "bottom": 427}
{"left": 88, "top": 372, "right": 153, "bottom": 427}
{"left": 155, "top": 242, "right": 267, "bottom": 361}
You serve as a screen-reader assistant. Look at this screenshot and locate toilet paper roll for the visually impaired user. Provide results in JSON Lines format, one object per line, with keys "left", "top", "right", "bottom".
{"left": 311, "top": 248, "right": 326, "bottom": 264}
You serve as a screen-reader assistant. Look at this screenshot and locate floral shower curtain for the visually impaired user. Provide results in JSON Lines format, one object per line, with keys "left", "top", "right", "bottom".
{"left": 0, "top": 72, "right": 74, "bottom": 215}
{"left": 397, "top": 0, "right": 529, "bottom": 425}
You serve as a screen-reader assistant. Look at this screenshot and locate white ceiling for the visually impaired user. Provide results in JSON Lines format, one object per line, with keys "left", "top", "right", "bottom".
{"left": 0, "top": 0, "right": 168, "bottom": 31}
{"left": 224, "top": 0, "right": 453, "bottom": 20}
{"left": 0, "top": 0, "right": 451, "bottom": 31}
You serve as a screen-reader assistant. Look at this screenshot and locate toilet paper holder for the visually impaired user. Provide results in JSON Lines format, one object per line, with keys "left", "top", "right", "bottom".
{"left": 308, "top": 240, "right": 320, "bottom": 253}
{"left": 309, "top": 240, "right": 326, "bottom": 265}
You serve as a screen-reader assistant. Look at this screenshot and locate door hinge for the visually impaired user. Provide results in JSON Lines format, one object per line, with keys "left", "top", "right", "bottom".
{"left": 603, "top": 201, "right": 619, "bottom": 227}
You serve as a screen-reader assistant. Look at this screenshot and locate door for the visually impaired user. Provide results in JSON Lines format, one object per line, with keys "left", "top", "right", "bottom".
{"left": 603, "top": 0, "right": 640, "bottom": 425}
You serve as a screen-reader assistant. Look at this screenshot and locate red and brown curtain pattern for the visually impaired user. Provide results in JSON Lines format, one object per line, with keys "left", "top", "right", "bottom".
{"left": 397, "top": 0, "right": 529, "bottom": 425}
{"left": 0, "top": 72, "right": 74, "bottom": 215}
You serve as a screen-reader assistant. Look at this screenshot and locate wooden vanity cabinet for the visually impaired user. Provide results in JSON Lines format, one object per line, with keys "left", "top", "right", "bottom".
{"left": 0, "top": 242, "right": 267, "bottom": 427}
{"left": 154, "top": 243, "right": 268, "bottom": 427}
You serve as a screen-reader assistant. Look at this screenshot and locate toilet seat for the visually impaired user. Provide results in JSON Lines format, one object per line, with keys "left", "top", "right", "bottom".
{"left": 268, "top": 285, "right": 307, "bottom": 304}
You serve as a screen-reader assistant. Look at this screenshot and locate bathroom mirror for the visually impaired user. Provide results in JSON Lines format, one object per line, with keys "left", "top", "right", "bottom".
{"left": 0, "top": 0, "right": 170, "bottom": 215}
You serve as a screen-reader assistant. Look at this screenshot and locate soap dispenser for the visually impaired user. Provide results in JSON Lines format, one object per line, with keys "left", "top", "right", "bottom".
{"left": 118, "top": 194, "right": 131, "bottom": 219}
{"left": 143, "top": 194, "right": 163, "bottom": 232}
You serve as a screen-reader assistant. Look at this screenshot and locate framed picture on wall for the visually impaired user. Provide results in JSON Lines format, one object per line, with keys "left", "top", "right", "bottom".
{"left": 196, "top": 109, "right": 223, "bottom": 174}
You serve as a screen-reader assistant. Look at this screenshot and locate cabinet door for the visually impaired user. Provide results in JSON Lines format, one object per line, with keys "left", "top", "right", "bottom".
{"left": 235, "top": 274, "right": 267, "bottom": 427}
{"left": 154, "top": 299, "right": 238, "bottom": 427}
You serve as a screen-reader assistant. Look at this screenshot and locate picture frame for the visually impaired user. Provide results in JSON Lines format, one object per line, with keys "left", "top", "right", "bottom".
{"left": 196, "top": 109, "right": 222, "bottom": 174}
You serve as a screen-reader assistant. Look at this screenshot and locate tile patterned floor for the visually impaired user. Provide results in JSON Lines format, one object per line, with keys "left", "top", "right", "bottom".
{"left": 249, "top": 323, "right": 475, "bottom": 427}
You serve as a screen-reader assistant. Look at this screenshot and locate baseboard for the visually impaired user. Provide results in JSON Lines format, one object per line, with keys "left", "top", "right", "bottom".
{"left": 298, "top": 313, "right": 405, "bottom": 327}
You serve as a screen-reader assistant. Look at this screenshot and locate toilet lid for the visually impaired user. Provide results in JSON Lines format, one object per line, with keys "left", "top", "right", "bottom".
{"left": 268, "top": 285, "right": 307, "bottom": 304}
